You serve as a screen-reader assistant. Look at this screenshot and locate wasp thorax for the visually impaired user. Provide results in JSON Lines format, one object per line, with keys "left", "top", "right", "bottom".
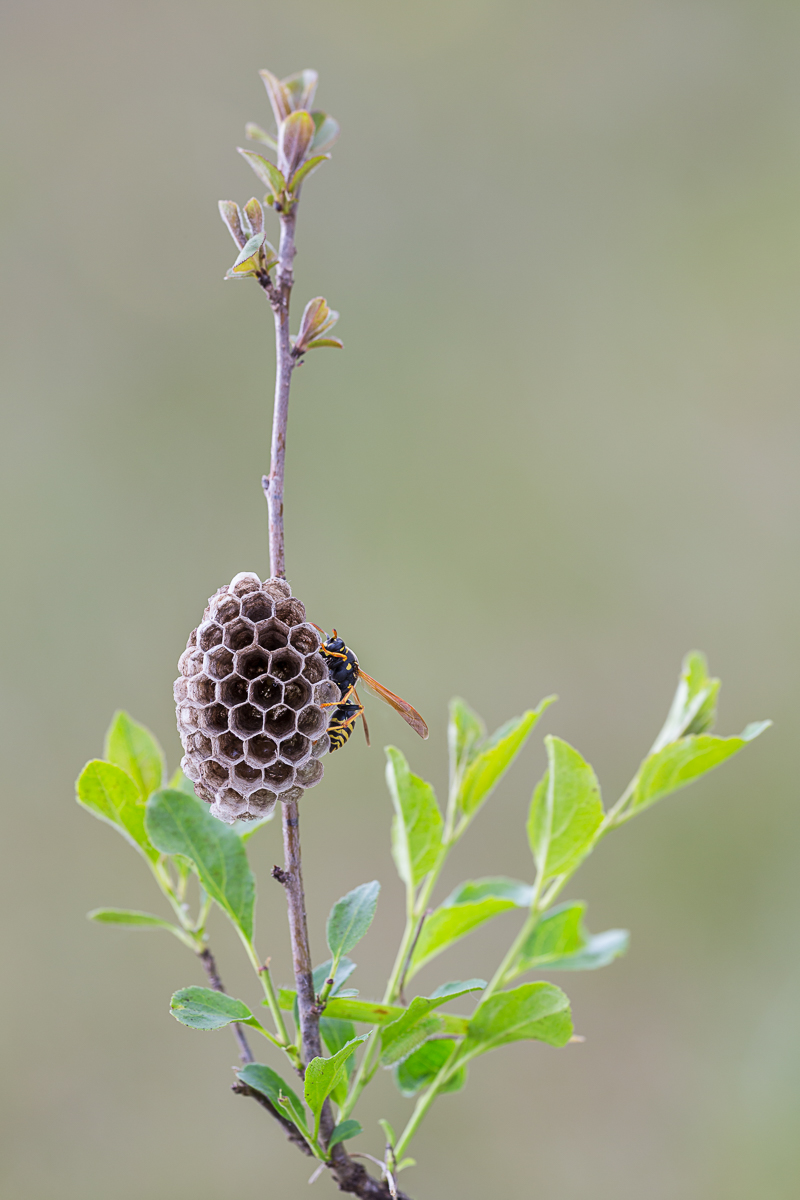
{"left": 174, "top": 573, "right": 338, "bottom": 824}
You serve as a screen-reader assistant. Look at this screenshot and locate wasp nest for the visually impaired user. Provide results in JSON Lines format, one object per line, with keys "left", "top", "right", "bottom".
{"left": 174, "top": 573, "right": 338, "bottom": 824}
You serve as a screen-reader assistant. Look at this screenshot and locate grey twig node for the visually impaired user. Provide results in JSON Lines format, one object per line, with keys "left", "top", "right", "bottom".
{"left": 174, "top": 572, "right": 338, "bottom": 823}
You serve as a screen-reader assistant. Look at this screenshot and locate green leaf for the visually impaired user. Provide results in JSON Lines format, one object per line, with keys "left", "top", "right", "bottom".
{"left": 512, "top": 902, "right": 628, "bottom": 974}
{"left": 306, "top": 337, "right": 344, "bottom": 350}
{"left": 380, "top": 983, "right": 485, "bottom": 1067}
{"left": 457, "top": 697, "right": 555, "bottom": 820}
{"left": 321, "top": 1017, "right": 358, "bottom": 1057}
{"left": 104, "top": 711, "right": 165, "bottom": 801}
{"left": 428, "top": 978, "right": 486, "bottom": 1000}
{"left": 87, "top": 907, "right": 179, "bottom": 932}
{"left": 310, "top": 111, "right": 340, "bottom": 152}
{"left": 395, "top": 1038, "right": 466, "bottom": 1097}
{"left": 650, "top": 651, "right": 721, "bottom": 753}
{"left": 385, "top": 747, "right": 443, "bottom": 889}
{"left": 380, "top": 1000, "right": 444, "bottom": 1067}
{"left": 631, "top": 725, "right": 770, "bottom": 814}
{"left": 289, "top": 153, "right": 330, "bottom": 192}
{"left": 465, "top": 982, "right": 573, "bottom": 1055}
{"left": 328, "top": 1119, "right": 362, "bottom": 1148}
{"left": 237, "top": 1063, "right": 308, "bottom": 1132}
{"left": 304, "top": 1036, "right": 369, "bottom": 1126}
{"left": 76, "top": 760, "right": 158, "bottom": 862}
{"left": 233, "top": 231, "right": 265, "bottom": 269}
{"left": 448, "top": 698, "right": 485, "bottom": 792}
{"left": 170, "top": 986, "right": 253, "bottom": 1030}
{"left": 378, "top": 1118, "right": 396, "bottom": 1145}
{"left": 278, "top": 992, "right": 471, "bottom": 1036}
{"left": 407, "top": 879, "right": 531, "bottom": 979}
{"left": 327, "top": 881, "right": 380, "bottom": 960}
{"left": 445, "top": 877, "right": 534, "bottom": 906}
{"left": 245, "top": 122, "right": 278, "bottom": 150}
{"left": 321, "top": 1017, "right": 359, "bottom": 1104}
{"left": 237, "top": 149, "right": 286, "bottom": 198}
{"left": 527, "top": 737, "right": 604, "bottom": 883}
{"left": 145, "top": 789, "right": 255, "bottom": 942}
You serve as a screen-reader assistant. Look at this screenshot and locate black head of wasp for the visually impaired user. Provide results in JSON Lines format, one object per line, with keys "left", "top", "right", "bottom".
{"left": 312, "top": 626, "right": 429, "bottom": 752}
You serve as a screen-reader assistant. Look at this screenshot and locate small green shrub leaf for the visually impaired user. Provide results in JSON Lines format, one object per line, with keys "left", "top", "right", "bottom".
{"left": 427, "top": 979, "right": 486, "bottom": 1000}
{"left": 465, "top": 982, "right": 573, "bottom": 1053}
{"left": 237, "top": 149, "right": 286, "bottom": 198}
{"left": 145, "top": 789, "right": 255, "bottom": 942}
{"left": 385, "top": 748, "right": 443, "bottom": 888}
{"left": 630, "top": 727, "right": 770, "bottom": 814}
{"left": 304, "top": 1036, "right": 369, "bottom": 1125}
{"left": 170, "top": 986, "right": 252, "bottom": 1030}
{"left": 380, "top": 984, "right": 485, "bottom": 1066}
{"left": 527, "top": 737, "right": 604, "bottom": 882}
{"left": 457, "top": 697, "right": 555, "bottom": 819}
{"left": 76, "top": 760, "right": 158, "bottom": 861}
{"left": 321, "top": 1016, "right": 358, "bottom": 1104}
{"left": 328, "top": 1120, "right": 362, "bottom": 1148}
{"left": 237, "top": 1063, "right": 308, "bottom": 1132}
{"left": 448, "top": 698, "right": 485, "bottom": 791}
{"left": 104, "top": 711, "right": 165, "bottom": 801}
{"left": 233, "top": 231, "right": 265, "bottom": 269}
{"left": 407, "top": 879, "right": 530, "bottom": 979}
{"left": 512, "top": 902, "right": 629, "bottom": 974}
{"left": 87, "top": 907, "right": 178, "bottom": 931}
{"left": 394, "top": 1038, "right": 466, "bottom": 1097}
{"left": 289, "top": 153, "right": 331, "bottom": 192}
{"left": 326, "top": 881, "right": 380, "bottom": 960}
{"left": 650, "top": 651, "right": 720, "bottom": 753}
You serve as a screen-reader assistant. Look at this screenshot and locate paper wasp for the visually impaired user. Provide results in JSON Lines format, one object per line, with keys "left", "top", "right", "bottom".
{"left": 312, "top": 627, "right": 428, "bottom": 752}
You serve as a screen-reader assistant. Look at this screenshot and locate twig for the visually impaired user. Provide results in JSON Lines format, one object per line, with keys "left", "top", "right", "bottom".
{"left": 198, "top": 947, "right": 253, "bottom": 1065}
{"left": 258, "top": 138, "right": 410, "bottom": 1200}
{"left": 199, "top": 946, "right": 314, "bottom": 1152}
{"left": 261, "top": 210, "right": 297, "bottom": 581}
{"left": 397, "top": 909, "right": 430, "bottom": 1006}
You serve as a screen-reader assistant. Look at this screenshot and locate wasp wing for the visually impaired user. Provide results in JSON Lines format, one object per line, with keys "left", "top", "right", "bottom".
{"left": 357, "top": 670, "right": 429, "bottom": 739}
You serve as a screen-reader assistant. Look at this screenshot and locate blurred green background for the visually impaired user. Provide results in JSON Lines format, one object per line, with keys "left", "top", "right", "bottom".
{"left": 1, "top": 1, "right": 798, "bottom": 1197}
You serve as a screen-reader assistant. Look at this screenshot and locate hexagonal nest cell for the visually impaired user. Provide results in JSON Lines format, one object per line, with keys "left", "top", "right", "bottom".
{"left": 174, "top": 573, "right": 335, "bottom": 823}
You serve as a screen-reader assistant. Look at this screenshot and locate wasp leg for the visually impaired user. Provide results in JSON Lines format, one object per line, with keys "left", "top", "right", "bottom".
{"left": 353, "top": 686, "right": 370, "bottom": 746}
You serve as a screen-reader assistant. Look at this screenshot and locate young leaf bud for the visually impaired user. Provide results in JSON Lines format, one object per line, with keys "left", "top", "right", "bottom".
{"left": 237, "top": 149, "right": 286, "bottom": 203}
{"left": 243, "top": 197, "right": 264, "bottom": 236}
{"left": 289, "top": 155, "right": 331, "bottom": 194}
{"left": 310, "top": 112, "right": 340, "bottom": 153}
{"left": 245, "top": 122, "right": 278, "bottom": 151}
{"left": 278, "top": 111, "right": 315, "bottom": 181}
{"left": 259, "top": 69, "right": 291, "bottom": 125}
{"left": 282, "top": 69, "right": 318, "bottom": 112}
{"left": 294, "top": 297, "right": 340, "bottom": 354}
{"left": 218, "top": 200, "right": 248, "bottom": 250}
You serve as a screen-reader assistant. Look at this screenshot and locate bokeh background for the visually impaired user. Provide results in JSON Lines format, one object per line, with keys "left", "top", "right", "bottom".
{"left": 1, "top": 1, "right": 798, "bottom": 1197}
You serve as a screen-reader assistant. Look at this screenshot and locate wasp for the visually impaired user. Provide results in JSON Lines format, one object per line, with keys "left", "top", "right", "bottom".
{"left": 313, "top": 628, "right": 428, "bottom": 752}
